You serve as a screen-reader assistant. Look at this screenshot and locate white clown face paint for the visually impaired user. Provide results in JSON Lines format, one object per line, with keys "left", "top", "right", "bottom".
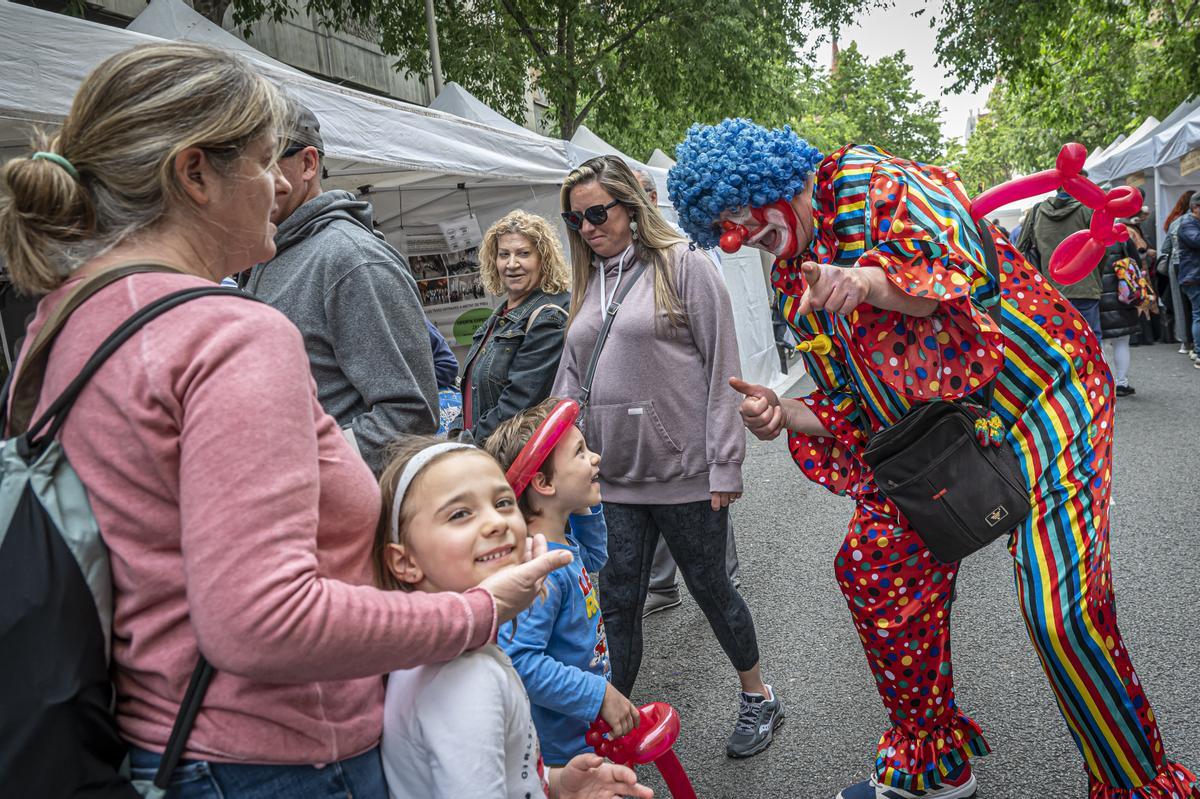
{"left": 718, "top": 199, "right": 801, "bottom": 260}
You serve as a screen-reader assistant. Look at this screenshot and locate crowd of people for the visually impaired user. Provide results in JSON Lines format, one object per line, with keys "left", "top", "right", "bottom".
{"left": 1, "top": 42, "right": 1198, "bottom": 799}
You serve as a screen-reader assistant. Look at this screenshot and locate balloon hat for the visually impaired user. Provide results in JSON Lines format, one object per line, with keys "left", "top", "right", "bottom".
{"left": 971, "top": 142, "right": 1142, "bottom": 284}
{"left": 504, "top": 399, "right": 581, "bottom": 497}
{"left": 587, "top": 702, "right": 697, "bottom": 799}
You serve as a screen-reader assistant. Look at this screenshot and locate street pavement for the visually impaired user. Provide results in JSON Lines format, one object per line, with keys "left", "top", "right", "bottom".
{"left": 633, "top": 341, "right": 1200, "bottom": 798}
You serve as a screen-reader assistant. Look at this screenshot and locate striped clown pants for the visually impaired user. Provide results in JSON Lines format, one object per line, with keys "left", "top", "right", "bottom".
{"left": 836, "top": 414, "right": 1197, "bottom": 797}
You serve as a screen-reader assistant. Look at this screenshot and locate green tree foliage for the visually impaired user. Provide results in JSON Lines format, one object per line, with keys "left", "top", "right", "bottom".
{"left": 219, "top": 0, "right": 951, "bottom": 161}
{"left": 936, "top": 0, "right": 1200, "bottom": 189}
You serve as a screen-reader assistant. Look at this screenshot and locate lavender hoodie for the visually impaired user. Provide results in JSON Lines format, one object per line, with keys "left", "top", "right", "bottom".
{"left": 552, "top": 242, "right": 745, "bottom": 504}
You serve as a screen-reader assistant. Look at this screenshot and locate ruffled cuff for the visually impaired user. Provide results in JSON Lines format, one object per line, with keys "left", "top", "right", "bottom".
{"left": 1089, "top": 762, "right": 1200, "bottom": 799}
{"left": 851, "top": 244, "right": 1006, "bottom": 402}
{"left": 787, "top": 391, "right": 869, "bottom": 497}
{"left": 874, "top": 710, "right": 990, "bottom": 791}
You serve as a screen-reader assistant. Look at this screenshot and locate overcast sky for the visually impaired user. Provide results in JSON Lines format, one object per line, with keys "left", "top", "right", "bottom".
{"left": 810, "top": 0, "right": 992, "bottom": 141}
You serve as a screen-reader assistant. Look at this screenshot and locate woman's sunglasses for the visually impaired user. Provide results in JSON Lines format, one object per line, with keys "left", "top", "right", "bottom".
{"left": 562, "top": 199, "right": 621, "bottom": 231}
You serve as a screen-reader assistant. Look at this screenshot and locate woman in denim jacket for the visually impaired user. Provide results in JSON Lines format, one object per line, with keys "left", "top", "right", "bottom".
{"left": 458, "top": 210, "right": 570, "bottom": 441}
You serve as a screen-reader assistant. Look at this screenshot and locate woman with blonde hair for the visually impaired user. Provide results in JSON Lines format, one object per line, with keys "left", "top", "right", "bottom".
{"left": 457, "top": 209, "right": 571, "bottom": 441}
{"left": 0, "top": 43, "right": 567, "bottom": 798}
{"left": 551, "top": 155, "right": 784, "bottom": 759}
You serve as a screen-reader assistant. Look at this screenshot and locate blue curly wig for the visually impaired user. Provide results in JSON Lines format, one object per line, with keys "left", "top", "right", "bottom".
{"left": 667, "top": 119, "right": 823, "bottom": 249}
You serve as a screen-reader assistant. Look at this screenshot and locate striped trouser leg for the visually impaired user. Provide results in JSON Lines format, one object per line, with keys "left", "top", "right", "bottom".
{"left": 1011, "top": 418, "right": 1196, "bottom": 796}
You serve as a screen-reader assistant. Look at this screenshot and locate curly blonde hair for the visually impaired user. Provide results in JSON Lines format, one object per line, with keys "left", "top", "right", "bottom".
{"left": 478, "top": 210, "right": 570, "bottom": 297}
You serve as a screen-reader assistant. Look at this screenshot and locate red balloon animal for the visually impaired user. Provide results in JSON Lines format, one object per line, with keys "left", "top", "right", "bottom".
{"left": 586, "top": 702, "right": 697, "bottom": 799}
{"left": 970, "top": 142, "right": 1143, "bottom": 284}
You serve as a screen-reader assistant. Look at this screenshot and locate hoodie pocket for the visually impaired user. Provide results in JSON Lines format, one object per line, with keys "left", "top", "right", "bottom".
{"left": 586, "top": 401, "right": 684, "bottom": 484}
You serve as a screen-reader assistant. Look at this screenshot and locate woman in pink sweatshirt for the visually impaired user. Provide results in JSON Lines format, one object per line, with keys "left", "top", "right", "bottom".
{"left": 0, "top": 43, "right": 567, "bottom": 797}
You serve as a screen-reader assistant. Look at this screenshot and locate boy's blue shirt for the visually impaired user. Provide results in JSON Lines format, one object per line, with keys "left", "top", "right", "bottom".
{"left": 500, "top": 505, "right": 611, "bottom": 765}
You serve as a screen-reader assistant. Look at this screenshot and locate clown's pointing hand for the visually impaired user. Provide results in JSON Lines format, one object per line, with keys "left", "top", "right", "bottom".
{"left": 796, "top": 261, "right": 873, "bottom": 316}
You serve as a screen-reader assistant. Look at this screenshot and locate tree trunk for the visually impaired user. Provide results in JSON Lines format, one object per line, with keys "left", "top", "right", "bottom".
{"left": 557, "top": 2, "right": 576, "bottom": 140}
{"left": 192, "top": 0, "right": 233, "bottom": 25}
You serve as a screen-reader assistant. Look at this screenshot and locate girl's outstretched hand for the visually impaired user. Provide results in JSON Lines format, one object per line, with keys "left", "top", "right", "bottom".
{"left": 552, "top": 754, "right": 653, "bottom": 799}
{"left": 479, "top": 533, "right": 573, "bottom": 624}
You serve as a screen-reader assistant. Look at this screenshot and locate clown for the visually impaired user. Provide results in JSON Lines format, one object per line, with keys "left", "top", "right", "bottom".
{"left": 668, "top": 120, "right": 1200, "bottom": 799}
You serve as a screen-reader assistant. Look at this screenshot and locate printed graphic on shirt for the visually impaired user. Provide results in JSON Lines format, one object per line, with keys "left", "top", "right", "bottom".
{"left": 579, "top": 567, "right": 611, "bottom": 676}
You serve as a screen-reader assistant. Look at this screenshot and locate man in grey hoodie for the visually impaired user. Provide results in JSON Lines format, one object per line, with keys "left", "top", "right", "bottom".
{"left": 1016, "top": 186, "right": 1104, "bottom": 338}
{"left": 247, "top": 103, "right": 438, "bottom": 473}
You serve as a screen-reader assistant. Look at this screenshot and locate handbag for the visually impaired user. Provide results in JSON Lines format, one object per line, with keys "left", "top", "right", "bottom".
{"left": 861, "top": 221, "right": 1032, "bottom": 564}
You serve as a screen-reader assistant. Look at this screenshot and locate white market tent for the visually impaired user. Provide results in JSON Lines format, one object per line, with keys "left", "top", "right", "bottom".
{"left": 1087, "top": 97, "right": 1200, "bottom": 236}
{"left": 0, "top": 0, "right": 788, "bottom": 388}
{"left": 647, "top": 148, "right": 677, "bottom": 169}
{"left": 429, "top": 82, "right": 536, "bottom": 138}
{"left": 568, "top": 122, "right": 672, "bottom": 202}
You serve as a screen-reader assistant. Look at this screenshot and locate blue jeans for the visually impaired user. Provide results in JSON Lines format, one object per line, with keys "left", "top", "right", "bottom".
{"left": 1070, "top": 298, "right": 1102, "bottom": 340}
{"left": 1183, "top": 283, "right": 1200, "bottom": 356}
{"left": 128, "top": 745, "right": 386, "bottom": 799}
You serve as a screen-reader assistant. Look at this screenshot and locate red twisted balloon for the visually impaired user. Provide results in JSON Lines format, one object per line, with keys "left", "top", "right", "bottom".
{"left": 970, "top": 142, "right": 1143, "bottom": 284}
{"left": 586, "top": 702, "right": 697, "bottom": 799}
{"left": 504, "top": 399, "right": 580, "bottom": 497}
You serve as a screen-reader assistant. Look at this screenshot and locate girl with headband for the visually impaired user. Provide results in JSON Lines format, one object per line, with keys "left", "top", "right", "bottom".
{"left": 372, "top": 436, "right": 652, "bottom": 799}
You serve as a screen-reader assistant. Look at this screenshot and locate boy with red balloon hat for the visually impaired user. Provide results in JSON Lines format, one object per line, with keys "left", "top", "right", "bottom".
{"left": 669, "top": 119, "right": 1198, "bottom": 799}
{"left": 484, "top": 399, "right": 640, "bottom": 768}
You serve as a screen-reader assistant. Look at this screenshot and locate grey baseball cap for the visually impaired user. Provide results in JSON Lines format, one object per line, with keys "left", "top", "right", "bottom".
{"left": 286, "top": 99, "right": 324, "bottom": 154}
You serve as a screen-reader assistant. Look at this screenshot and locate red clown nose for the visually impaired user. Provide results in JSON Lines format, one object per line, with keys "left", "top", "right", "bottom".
{"left": 719, "top": 220, "right": 747, "bottom": 253}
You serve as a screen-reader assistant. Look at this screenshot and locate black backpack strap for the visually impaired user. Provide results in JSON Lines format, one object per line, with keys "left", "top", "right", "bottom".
{"left": 25, "top": 286, "right": 258, "bottom": 449}
{"left": 5, "top": 263, "right": 189, "bottom": 436}
{"left": 153, "top": 657, "right": 214, "bottom": 790}
{"left": 578, "top": 263, "right": 648, "bottom": 410}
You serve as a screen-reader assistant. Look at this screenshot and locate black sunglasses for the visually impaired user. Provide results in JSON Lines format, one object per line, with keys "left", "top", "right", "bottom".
{"left": 562, "top": 199, "right": 621, "bottom": 231}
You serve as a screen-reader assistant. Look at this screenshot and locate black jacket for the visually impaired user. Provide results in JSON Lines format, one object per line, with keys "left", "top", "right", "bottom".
{"left": 458, "top": 289, "right": 569, "bottom": 441}
{"left": 1099, "top": 241, "right": 1141, "bottom": 339}
{"left": 1179, "top": 213, "right": 1200, "bottom": 286}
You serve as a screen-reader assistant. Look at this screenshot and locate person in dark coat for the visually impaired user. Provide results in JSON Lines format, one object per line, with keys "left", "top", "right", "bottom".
{"left": 1100, "top": 240, "right": 1142, "bottom": 396}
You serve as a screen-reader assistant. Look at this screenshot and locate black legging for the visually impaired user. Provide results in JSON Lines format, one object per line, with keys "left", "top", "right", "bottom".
{"left": 600, "top": 500, "right": 759, "bottom": 695}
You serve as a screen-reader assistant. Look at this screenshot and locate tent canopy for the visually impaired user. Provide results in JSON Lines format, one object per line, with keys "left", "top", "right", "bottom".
{"left": 1090, "top": 96, "right": 1200, "bottom": 183}
{"left": 430, "top": 81, "right": 537, "bottom": 138}
{"left": 648, "top": 148, "right": 677, "bottom": 169}
{"left": 127, "top": 0, "right": 298, "bottom": 73}
{"left": 569, "top": 124, "right": 669, "bottom": 200}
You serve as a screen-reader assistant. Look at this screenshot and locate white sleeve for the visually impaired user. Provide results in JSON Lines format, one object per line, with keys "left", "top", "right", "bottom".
{"left": 415, "top": 657, "right": 511, "bottom": 798}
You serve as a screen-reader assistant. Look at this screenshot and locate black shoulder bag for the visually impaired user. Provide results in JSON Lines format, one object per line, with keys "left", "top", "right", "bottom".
{"left": 861, "top": 221, "right": 1032, "bottom": 564}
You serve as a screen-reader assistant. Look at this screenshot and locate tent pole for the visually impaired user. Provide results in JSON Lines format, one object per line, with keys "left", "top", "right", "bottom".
{"left": 425, "top": 0, "right": 444, "bottom": 96}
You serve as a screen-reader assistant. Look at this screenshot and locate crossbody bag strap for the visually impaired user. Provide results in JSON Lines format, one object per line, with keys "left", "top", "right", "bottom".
{"left": 972, "top": 217, "right": 1003, "bottom": 410}
{"left": 578, "top": 263, "right": 648, "bottom": 409}
{"left": 4, "top": 262, "right": 188, "bottom": 436}
{"left": 151, "top": 657, "right": 214, "bottom": 792}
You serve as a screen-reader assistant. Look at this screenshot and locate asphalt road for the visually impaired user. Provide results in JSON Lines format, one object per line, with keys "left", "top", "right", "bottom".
{"left": 632, "top": 341, "right": 1200, "bottom": 799}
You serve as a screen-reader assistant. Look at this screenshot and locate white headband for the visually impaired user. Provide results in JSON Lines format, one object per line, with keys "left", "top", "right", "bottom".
{"left": 389, "top": 442, "right": 476, "bottom": 544}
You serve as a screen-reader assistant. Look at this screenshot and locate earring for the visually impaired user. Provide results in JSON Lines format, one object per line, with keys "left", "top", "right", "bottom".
{"left": 630, "top": 218, "right": 639, "bottom": 241}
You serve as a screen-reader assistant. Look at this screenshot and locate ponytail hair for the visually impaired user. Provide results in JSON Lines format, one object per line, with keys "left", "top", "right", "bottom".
{"left": 0, "top": 42, "right": 286, "bottom": 294}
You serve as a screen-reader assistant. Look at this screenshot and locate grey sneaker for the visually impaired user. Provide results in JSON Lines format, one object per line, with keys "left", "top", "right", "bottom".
{"left": 642, "top": 589, "right": 682, "bottom": 618}
{"left": 726, "top": 686, "right": 784, "bottom": 758}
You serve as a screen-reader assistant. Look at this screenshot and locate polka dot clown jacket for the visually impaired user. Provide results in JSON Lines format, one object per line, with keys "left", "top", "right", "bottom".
{"left": 775, "top": 144, "right": 1113, "bottom": 501}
